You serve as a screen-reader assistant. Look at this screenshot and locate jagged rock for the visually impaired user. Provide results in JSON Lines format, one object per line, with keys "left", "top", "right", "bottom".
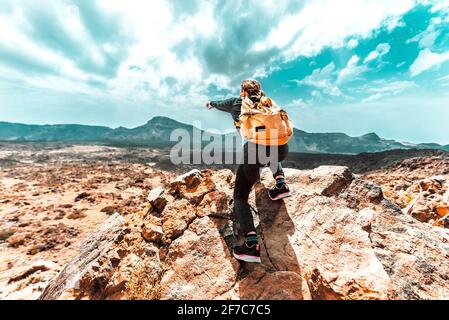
{"left": 67, "top": 209, "right": 87, "bottom": 220}
{"left": 365, "top": 160, "right": 449, "bottom": 228}
{"left": 161, "top": 199, "right": 196, "bottom": 242}
{"left": 39, "top": 167, "right": 449, "bottom": 300}
{"left": 309, "top": 166, "right": 354, "bottom": 196}
{"left": 74, "top": 192, "right": 90, "bottom": 202}
{"left": 172, "top": 169, "right": 202, "bottom": 188}
{"left": 421, "top": 176, "right": 445, "bottom": 192}
{"left": 160, "top": 216, "right": 239, "bottom": 300}
{"left": 197, "top": 191, "right": 232, "bottom": 219}
{"left": 146, "top": 187, "right": 167, "bottom": 214}
{"left": 7, "top": 261, "right": 57, "bottom": 284}
{"left": 258, "top": 167, "right": 449, "bottom": 300}
{"left": 142, "top": 223, "right": 164, "bottom": 244}
{"left": 437, "top": 214, "right": 449, "bottom": 228}
{"left": 0, "top": 228, "right": 15, "bottom": 241}
{"left": 405, "top": 177, "right": 449, "bottom": 223}
{"left": 7, "top": 233, "right": 27, "bottom": 248}
{"left": 38, "top": 213, "right": 129, "bottom": 300}
{"left": 100, "top": 206, "right": 116, "bottom": 215}
{"left": 147, "top": 186, "right": 164, "bottom": 202}
{"left": 169, "top": 170, "right": 217, "bottom": 205}
{"left": 218, "top": 265, "right": 309, "bottom": 300}
{"left": 1, "top": 260, "right": 60, "bottom": 300}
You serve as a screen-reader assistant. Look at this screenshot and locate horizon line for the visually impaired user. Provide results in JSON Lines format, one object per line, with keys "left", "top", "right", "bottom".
{"left": 0, "top": 116, "right": 447, "bottom": 146}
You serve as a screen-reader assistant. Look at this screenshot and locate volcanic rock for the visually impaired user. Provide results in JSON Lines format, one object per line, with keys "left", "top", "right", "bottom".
{"left": 39, "top": 167, "right": 449, "bottom": 300}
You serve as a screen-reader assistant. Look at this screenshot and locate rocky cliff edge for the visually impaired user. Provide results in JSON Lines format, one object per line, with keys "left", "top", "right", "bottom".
{"left": 39, "top": 166, "right": 449, "bottom": 300}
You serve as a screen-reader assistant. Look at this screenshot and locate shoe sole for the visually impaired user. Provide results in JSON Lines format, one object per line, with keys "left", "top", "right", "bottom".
{"left": 268, "top": 191, "right": 292, "bottom": 201}
{"left": 233, "top": 252, "right": 262, "bottom": 263}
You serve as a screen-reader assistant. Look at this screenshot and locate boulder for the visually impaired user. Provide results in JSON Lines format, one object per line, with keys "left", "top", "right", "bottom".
{"left": 146, "top": 187, "right": 167, "bottom": 214}
{"left": 38, "top": 213, "right": 131, "bottom": 299}
{"left": 257, "top": 167, "right": 449, "bottom": 300}
{"left": 169, "top": 170, "right": 217, "bottom": 205}
{"left": 159, "top": 217, "right": 239, "bottom": 300}
{"left": 218, "top": 265, "right": 309, "bottom": 300}
{"left": 141, "top": 223, "right": 164, "bottom": 244}
{"left": 0, "top": 228, "right": 15, "bottom": 241}
{"left": 100, "top": 206, "right": 116, "bottom": 215}
{"left": 39, "top": 167, "right": 449, "bottom": 300}
{"left": 160, "top": 199, "right": 196, "bottom": 242}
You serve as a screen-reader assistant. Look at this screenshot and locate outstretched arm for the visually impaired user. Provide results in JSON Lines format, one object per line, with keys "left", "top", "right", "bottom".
{"left": 205, "top": 97, "right": 239, "bottom": 114}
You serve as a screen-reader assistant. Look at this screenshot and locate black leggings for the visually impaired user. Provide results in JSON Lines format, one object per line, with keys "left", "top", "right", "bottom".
{"left": 234, "top": 142, "right": 289, "bottom": 235}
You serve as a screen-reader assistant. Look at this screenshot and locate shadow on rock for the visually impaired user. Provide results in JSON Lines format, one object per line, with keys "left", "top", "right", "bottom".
{"left": 236, "top": 183, "right": 309, "bottom": 300}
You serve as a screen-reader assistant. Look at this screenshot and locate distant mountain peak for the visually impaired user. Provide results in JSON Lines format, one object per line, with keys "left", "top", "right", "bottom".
{"left": 0, "top": 118, "right": 447, "bottom": 154}
{"left": 146, "top": 116, "right": 180, "bottom": 125}
{"left": 361, "top": 132, "right": 381, "bottom": 141}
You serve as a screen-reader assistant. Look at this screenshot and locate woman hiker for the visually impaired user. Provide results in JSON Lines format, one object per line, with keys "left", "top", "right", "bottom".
{"left": 205, "top": 79, "right": 293, "bottom": 263}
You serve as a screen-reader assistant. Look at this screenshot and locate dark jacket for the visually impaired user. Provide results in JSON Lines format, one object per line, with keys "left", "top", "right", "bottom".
{"left": 210, "top": 95, "right": 262, "bottom": 124}
{"left": 210, "top": 97, "right": 242, "bottom": 123}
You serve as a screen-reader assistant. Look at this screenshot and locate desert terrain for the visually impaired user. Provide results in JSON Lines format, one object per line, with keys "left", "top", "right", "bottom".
{"left": 0, "top": 143, "right": 175, "bottom": 299}
{"left": 1, "top": 142, "right": 448, "bottom": 299}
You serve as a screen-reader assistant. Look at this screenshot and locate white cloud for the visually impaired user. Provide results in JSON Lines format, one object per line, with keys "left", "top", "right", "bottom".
{"left": 337, "top": 55, "right": 368, "bottom": 84}
{"left": 0, "top": 0, "right": 220, "bottom": 103}
{"left": 294, "top": 63, "right": 342, "bottom": 97}
{"left": 410, "top": 48, "right": 449, "bottom": 77}
{"left": 285, "top": 98, "right": 309, "bottom": 109}
{"left": 419, "top": 30, "right": 441, "bottom": 48}
{"left": 424, "top": 0, "right": 449, "bottom": 14}
{"left": 436, "top": 74, "right": 449, "bottom": 87}
{"left": 407, "top": 17, "right": 442, "bottom": 49}
{"left": 0, "top": 0, "right": 423, "bottom": 103}
{"left": 384, "top": 15, "right": 406, "bottom": 32}
{"left": 60, "top": 4, "right": 107, "bottom": 67}
{"left": 0, "top": 12, "right": 104, "bottom": 89}
{"left": 408, "top": 0, "right": 449, "bottom": 51}
{"left": 252, "top": 0, "right": 415, "bottom": 61}
{"left": 347, "top": 39, "right": 359, "bottom": 49}
{"left": 1, "top": 0, "right": 447, "bottom": 130}
{"left": 364, "top": 43, "right": 391, "bottom": 63}
{"left": 363, "top": 80, "right": 416, "bottom": 101}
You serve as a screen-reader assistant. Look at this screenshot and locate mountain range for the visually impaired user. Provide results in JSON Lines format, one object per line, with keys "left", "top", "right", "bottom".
{"left": 1, "top": 116, "right": 448, "bottom": 154}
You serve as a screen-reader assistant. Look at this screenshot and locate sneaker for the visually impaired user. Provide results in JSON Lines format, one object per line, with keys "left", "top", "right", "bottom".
{"left": 233, "top": 240, "right": 261, "bottom": 263}
{"left": 268, "top": 183, "right": 292, "bottom": 201}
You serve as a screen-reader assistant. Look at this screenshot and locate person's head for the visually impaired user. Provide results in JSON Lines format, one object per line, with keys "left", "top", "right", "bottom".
{"left": 241, "top": 79, "right": 262, "bottom": 98}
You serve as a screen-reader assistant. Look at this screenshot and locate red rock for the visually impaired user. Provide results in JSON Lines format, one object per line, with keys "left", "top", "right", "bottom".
{"left": 37, "top": 166, "right": 449, "bottom": 301}
{"left": 100, "top": 206, "right": 116, "bottom": 215}
{"left": 74, "top": 192, "right": 90, "bottom": 202}
{"left": 0, "top": 228, "right": 15, "bottom": 241}
{"left": 141, "top": 223, "right": 164, "bottom": 244}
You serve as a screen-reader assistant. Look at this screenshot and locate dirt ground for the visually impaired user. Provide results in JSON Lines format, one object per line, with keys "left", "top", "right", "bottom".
{"left": 0, "top": 143, "right": 174, "bottom": 299}
{"left": 1, "top": 142, "right": 448, "bottom": 299}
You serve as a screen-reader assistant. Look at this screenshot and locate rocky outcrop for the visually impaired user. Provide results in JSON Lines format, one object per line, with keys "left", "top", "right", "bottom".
{"left": 402, "top": 176, "right": 449, "bottom": 225}
{"left": 258, "top": 167, "right": 449, "bottom": 299}
{"left": 39, "top": 214, "right": 129, "bottom": 300}
{"left": 364, "top": 157, "right": 449, "bottom": 229}
{"left": 39, "top": 167, "right": 449, "bottom": 300}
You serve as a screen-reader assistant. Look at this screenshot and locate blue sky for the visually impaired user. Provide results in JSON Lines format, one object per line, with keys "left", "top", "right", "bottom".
{"left": 0, "top": 0, "right": 449, "bottom": 144}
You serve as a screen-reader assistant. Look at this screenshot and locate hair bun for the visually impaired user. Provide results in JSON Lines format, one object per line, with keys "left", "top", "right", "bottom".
{"left": 241, "top": 79, "right": 262, "bottom": 97}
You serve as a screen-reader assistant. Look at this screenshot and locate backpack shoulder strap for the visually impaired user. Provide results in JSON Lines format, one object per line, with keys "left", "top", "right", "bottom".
{"left": 234, "top": 120, "right": 241, "bottom": 129}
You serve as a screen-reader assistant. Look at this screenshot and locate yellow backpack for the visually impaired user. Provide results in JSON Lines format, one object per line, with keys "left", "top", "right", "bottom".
{"left": 235, "top": 96, "right": 293, "bottom": 146}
